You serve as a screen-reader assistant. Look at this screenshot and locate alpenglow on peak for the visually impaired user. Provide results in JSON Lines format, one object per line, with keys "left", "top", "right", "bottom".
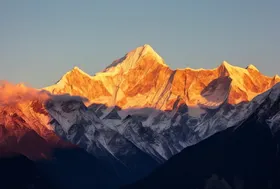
{"left": 103, "top": 44, "right": 168, "bottom": 73}
{"left": 44, "top": 44, "right": 280, "bottom": 109}
{"left": 246, "top": 64, "right": 259, "bottom": 72}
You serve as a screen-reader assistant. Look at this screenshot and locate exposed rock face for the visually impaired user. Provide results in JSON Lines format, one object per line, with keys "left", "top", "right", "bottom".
{"left": 37, "top": 45, "right": 280, "bottom": 184}
{"left": 0, "top": 83, "right": 159, "bottom": 188}
{"left": 121, "top": 86, "right": 280, "bottom": 189}
{"left": 45, "top": 45, "right": 280, "bottom": 110}
{"left": 1, "top": 44, "right": 280, "bottom": 189}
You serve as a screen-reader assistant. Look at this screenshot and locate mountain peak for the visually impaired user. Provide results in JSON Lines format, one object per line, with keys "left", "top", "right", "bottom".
{"left": 46, "top": 66, "right": 92, "bottom": 89}
{"left": 142, "top": 44, "right": 153, "bottom": 49}
{"left": 219, "top": 61, "right": 237, "bottom": 70}
{"left": 141, "top": 44, "right": 165, "bottom": 59}
{"left": 103, "top": 44, "right": 167, "bottom": 74}
{"left": 217, "top": 60, "right": 239, "bottom": 70}
{"left": 221, "top": 60, "right": 231, "bottom": 66}
{"left": 137, "top": 44, "right": 167, "bottom": 65}
{"left": 218, "top": 61, "right": 236, "bottom": 76}
{"left": 44, "top": 46, "right": 280, "bottom": 108}
{"left": 141, "top": 44, "right": 157, "bottom": 55}
{"left": 68, "top": 66, "right": 91, "bottom": 78}
{"left": 246, "top": 64, "right": 259, "bottom": 72}
{"left": 72, "top": 66, "right": 82, "bottom": 71}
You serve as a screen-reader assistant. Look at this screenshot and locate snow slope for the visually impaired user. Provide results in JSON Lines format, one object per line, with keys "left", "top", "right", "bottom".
{"left": 44, "top": 45, "right": 280, "bottom": 110}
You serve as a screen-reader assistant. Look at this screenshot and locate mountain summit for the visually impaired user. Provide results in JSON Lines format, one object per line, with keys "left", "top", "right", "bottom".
{"left": 45, "top": 45, "right": 280, "bottom": 109}
{"left": 246, "top": 64, "right": 259, "bottom": 71}
{"left": 1, "top": 45, "right": 280, "bottom": 189}
{"left": 103, "top": 44, "right": 167, "bottom": 73}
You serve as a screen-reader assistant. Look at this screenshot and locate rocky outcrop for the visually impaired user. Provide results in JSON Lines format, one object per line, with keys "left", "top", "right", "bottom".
{"left": 45, "top": 45, "right": 280, "bottom": 110}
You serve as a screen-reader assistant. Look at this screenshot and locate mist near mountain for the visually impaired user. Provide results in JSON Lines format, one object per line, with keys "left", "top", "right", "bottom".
{"left": 0, "top": 45, "right": 280, "bottom": 189}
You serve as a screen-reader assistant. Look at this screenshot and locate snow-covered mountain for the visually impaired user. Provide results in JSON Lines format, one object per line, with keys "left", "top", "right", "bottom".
{"left": 1, "top": 44, "right": 280, "bottom": 188}
{"left": 121, "top": 84, "right": 280, "bottom": 189}
{"left": 45, "top": 44, "right": 280, "bottom": 108}
{"left": 45, "top": 81, "right": 280, "bottom": 164}
{"left": 42, "top": 44, "right": 280, "bottom": 161}
{"left": 0, "top": 82, "right": 158, "bottom": 188}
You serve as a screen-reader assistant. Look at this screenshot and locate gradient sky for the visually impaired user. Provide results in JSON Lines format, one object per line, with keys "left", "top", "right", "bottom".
{"left": 1, "top": 0, "right": 280, "bottom": 88}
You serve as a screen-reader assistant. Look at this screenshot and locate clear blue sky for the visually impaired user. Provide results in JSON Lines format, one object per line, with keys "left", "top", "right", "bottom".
{"left": 1, "top": 0, "right": 279, "bottom": 88}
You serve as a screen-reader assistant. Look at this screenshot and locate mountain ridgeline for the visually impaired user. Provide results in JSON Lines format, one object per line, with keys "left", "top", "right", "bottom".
{"left": 122, "top": 100, "right": 280, "bottom": 189}
{"left": 0, "top": 44, "right": 280, "bottom": 189}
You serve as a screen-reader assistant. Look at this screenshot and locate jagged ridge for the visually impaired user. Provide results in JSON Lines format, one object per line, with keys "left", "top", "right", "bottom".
{"left": 1, "top": 44, "right": 280, "bottom": 189}
{"left": 44, "top": 44, "right": 280, "bottom": 110}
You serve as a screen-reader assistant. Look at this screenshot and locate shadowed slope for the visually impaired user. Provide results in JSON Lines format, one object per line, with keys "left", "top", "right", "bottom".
{"left": 121, "top": 113, "right": 278, "bottom": 189}
{"left": 45, "top": 45, "right": 280, "bottom": 110}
